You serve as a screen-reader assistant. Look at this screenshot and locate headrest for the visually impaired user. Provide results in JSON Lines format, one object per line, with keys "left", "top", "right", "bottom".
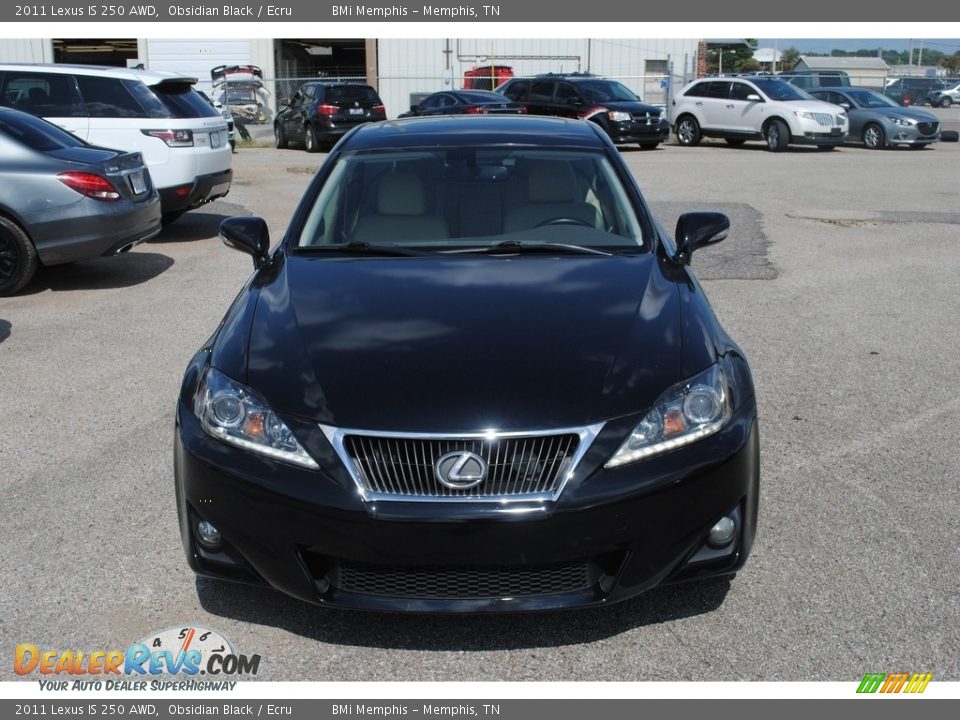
{"left": 526, "top": 160, "right": 577, "bottom": 203}
{"left": 377, "top": 172, "right": 426, "bottom": 216}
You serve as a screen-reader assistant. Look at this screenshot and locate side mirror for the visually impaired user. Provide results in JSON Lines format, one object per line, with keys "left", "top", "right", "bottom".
{"left": 675, "top": 212, "right": 729, "bottom": 265}
{"left": 410, "top": 104, "right": 420, "bottom": 113}
{"left": 746, "top": 93, "right": 763, "bottom": 102}
{"left": 220, "top": 216, "right": 270, "bottom": 269}
{"left": 839, "top": 102, "right": 851, "bottom": 110}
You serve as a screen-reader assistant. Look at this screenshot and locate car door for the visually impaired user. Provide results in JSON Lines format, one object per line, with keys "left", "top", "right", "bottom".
{"left": 728, "top": 81, "right": 765, "bottom": 134}
{"left": 553, "top": 82, "right": 581, "bottom": 119}
{"left": 523, "top": 80, "right": 556, "bottom": 117}
{"left": 822, "top": 90, "right": 861, "bottom": 137}
{"left": 698, "top": 81, "right": 734, "bottom": 131}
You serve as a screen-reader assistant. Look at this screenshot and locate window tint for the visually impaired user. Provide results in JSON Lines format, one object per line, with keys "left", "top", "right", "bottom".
{"left": 75, "top": 75, "right": 150, "bottom": 118}
{"left": 325, "top": 85, "right": 381, "bottom": 104}
{"left": 0, "top": 110, "right": 85, "bottom": 151}
{"left": 419, "top": 95, "right": 442, "bottom": 110}
{"left": 703, "top": 82, "right": 731, "bottom": 99}
{"left": 500, "top": 80, "right": 529, "bottom": 100}
{"left": 151, "top": 83, "right": 220, "bottom": 118}
{"left": 730, "top": 83, "right": 755, "bottom": 101}
{"left": 526, "top": 81, "right": 554, "bottom": 103}
{"left": 683, "top": 82, "right": 710, "bottom": 98}
{"left": 0, "top": 72, "right": 86, "bottom": 117}
{"left": 555, "top": 83, "right": 579, "bottom": 104}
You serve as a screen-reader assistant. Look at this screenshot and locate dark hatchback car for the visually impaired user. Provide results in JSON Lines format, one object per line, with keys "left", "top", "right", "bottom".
{"left": 0, "top": 107, "right": 161, "bottom": 295}
{"left": 496, "top": 74, "right": 670, "bottom": 149}
{"left": 398, "top": 90, "right": 525, "bottom": 118}
{"left": 175, "top": 116, "right": 759, "bottom": 612}
{"left": 274, "top": 82, "right": 386, "bottom": 153}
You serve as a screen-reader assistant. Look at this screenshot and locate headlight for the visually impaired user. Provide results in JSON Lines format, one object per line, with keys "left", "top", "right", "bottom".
{"left": 194, "top": 367, "right": 318, "bottom": 469}
{"left": 886, "top": 116, "right": 915, "bottom": 127}
{"left": 793, "top": 111, "right": 815, "bottom": 120}
{"left": 607, "top": 110, "right": 632, "bottom": 122}
{"left": 606, "top": 364, "right": 731, "bottom": 468}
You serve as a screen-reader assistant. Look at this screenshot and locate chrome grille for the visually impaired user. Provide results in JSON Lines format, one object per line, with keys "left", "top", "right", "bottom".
{"left": 810, "top": 112, "right": 837, "bottom": 127}
{"left": 343, "top": 433, "right": 579, "bottom": 498}
{"left": 631, "top": 111, "right": 658, "bottom": 124}
{"left": 917, "top": 122, "right": 938, "bottom": 136}
{"left": 336, "top": 561, "right": 594, "bottom": 598}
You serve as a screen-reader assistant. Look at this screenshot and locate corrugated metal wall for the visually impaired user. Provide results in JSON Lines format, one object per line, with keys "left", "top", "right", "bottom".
{"left": 376, "top": 38, "right": 700, "bottom": 117}
{"left": 143, "top": 39, "right": 253, "bottom": 95}
{"left": 0, "top": 39, "right": 54, "bottom": 64}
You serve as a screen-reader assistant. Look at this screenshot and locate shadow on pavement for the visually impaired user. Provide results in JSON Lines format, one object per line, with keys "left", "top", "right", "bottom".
{"left": 0, "top": 319, "right": 9, "bottom": 344}
{"left": 19, "top": 252, "right": 174, "bottom": 294}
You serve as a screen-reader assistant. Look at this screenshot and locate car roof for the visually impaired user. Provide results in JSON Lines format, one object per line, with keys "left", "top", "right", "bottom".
{"left": 0, "top": 62, "right": 198, "bottom": 85}
{"left": 340, "top": 116, "right": 607, "bottom": 150}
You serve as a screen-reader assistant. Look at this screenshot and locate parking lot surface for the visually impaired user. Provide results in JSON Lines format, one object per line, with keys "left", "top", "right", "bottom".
{"left": 2, "top": 123, "right": 959, "bottom": 681}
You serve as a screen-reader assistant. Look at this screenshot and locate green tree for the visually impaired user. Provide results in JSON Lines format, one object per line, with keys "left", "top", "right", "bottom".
{"left": 943, "top": 53, "right": 960, "bottom": 75}
{"left": 706, "top": 39, "right": 759, "bottom": 75}
{"left": 781, "top": 47, "right": 801, "bottom": 70}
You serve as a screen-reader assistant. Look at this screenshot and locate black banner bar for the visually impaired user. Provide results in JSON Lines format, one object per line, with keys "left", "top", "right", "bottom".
{"left": 1, "top": 699, "right": 959, "bottom": 720}
{"left": 3, "top": 1, "right": 960, "bottom": 22}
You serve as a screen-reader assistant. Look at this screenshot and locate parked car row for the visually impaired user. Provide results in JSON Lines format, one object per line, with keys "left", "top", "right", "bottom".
{"left": 0, "top": 62, "right": 235, "bottom": 295}
{"left": 669, "top": 76, "right": 943, "bottom": 152}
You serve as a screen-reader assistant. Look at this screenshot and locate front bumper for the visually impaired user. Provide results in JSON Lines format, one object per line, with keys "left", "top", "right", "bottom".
{"left": 608, "top": 119, "right": 671, "bottom": 145}
{"left": 882, "top": 123, "right": 940, "bottom": 146}
{"left": 158, "top": 168, "right": 233, "bottom": 214}
{"left": 174, "top": 400, "right": 759, "bottom": 613}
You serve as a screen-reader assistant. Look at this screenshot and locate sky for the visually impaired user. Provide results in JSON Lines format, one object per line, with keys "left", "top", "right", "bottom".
{"left": 756, "top": 38, "right": 960, "bottom": 55}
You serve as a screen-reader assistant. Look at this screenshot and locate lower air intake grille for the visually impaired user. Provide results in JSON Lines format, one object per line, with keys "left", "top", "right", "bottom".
{"left": 336, "top": 562, "right": 594, "bottom": 599}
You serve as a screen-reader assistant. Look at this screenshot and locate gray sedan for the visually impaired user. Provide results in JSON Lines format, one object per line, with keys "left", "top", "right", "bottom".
{"left": 0, "top": 107, "right": 161, "bottom": 295}
{"left": 809, "top": 88, "right": 940, "bottom": 150}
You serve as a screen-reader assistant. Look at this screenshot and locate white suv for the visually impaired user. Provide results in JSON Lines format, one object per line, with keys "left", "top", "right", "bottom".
{"left": 0, "top": 64, "right": 232, "bottom": 224}
{"left": 670, "top": 77, "right": 848, "bottom": 151}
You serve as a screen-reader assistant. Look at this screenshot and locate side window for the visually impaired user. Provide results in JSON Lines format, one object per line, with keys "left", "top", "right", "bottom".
{"left": 555, "top": 83, "right": 579, "bottom": 105}
{"left": 704, "top": 82, "right": 731, "bottom": 99}
{"left": 438, "top": 95, "right": 458, "bottom": 108}
{"left": 0, "top": 72, "right": 86, "bottom": 117}
{"left": 683, "top": 82, "right": 709, "bottom": 98}
{"left": 303, "top": 85, "right": 315, "bottom": 100}
{"left": 526, "top": 81, "right": 554, "bottom": 103}
{"left": 501, "top": 80, "right": 529, "bottom": 101}
{"left": 791, "top": 76, "right": 812, "bottom": 89}
{"left": 419, "top": 95, "right": 441, "bottom": 110}
{"left": 729, "top": 82, "right": 754, "bottom": 101}
{"left": 75, "top": 75, "right": 149, "bottom": 118}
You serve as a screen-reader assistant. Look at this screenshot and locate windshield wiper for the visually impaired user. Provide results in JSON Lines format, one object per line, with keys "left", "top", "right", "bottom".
{"left": 450, "top": 241, "right": 613, "bottom": 256}
{"left": 295, "top": 241, "right": 430, "bottom": 257}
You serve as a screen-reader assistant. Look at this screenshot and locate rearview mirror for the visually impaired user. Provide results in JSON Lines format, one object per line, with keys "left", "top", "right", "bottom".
{"left": 220, "top": 216, "right": 270, "bottom": 270}
{"left": 675, "top": 212, "right": 730, "bottom": 265}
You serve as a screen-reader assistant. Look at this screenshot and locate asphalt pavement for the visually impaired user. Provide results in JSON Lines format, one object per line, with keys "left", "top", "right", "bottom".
{"left": 1, "top": 123, "right": 958, "bottom": 681}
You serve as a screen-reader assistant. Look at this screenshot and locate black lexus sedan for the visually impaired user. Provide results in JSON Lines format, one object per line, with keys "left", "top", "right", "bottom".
{"left": 174, "top": 115, "right": 759, "bottom": 612}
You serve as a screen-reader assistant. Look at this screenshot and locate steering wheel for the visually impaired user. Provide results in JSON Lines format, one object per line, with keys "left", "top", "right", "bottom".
{"left": 535, "top": 217, "right": 594, "bottom": 228}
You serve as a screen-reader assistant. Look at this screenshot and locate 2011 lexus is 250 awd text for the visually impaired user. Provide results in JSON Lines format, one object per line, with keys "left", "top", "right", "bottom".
{"left": 174, "top": 115, "right": 759, "bottom": 612}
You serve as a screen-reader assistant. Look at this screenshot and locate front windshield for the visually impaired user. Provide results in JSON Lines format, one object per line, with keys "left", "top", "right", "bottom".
{"left": 578, "top": 80, "right": 641, "bottom": 103}
{"left": 751, "top": 79, "right": 813, "bottom": 101}
{"left": 296, "top": 147, "right": 646, "bottom": 251}
{"left": 845, "top": 90, "right": 899, "bottom": 109}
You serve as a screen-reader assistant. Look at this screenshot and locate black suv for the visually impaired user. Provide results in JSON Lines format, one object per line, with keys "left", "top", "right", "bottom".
{"left": 274, "top": 82, "right": 386, "bottom": 153}
{"left": 882, "top": 77, "right": 945, "bottom": 107}
{"left": 496, "top": 73, "right": 670, "bottom": 149}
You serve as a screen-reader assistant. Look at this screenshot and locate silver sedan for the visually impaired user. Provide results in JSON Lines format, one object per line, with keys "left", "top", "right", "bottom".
{"left": 809, "top": 87, "right": 940, "bottom": 149}
{"left": 0, "top": 107, "right": 161, "bottom": 295}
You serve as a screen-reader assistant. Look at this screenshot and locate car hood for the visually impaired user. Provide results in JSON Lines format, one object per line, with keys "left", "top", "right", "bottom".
{"left": 597, "top": 100, "right": 662, "bottom": 114}
{"left": 238, "top": 253, "right": 682, "bottom": 432}
{"left": 784, "top": 99, "right": 846, "bottom": 115}
{"left": 867, "top": 106, "right": 938, "bottom": 122}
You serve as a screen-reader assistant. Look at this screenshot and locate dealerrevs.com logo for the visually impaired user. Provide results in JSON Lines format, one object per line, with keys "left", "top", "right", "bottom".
{"left": 15, "top": 626, "right": 261, "bottom": 691}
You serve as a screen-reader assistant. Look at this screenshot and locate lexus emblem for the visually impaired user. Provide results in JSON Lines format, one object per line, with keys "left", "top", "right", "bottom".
{"left": 434, "top": 451, "right": 487, "bottom": 490}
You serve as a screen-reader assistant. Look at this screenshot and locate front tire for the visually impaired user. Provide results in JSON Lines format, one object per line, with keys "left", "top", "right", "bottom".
{"left": 274, "top": 123, "right": 287, "bottom": 149}
{"left": 304, "top": 124, "right": 320, "bottom": 153}
{"left": 764, "top": 119, "right": 789, "bottom": 152}
{"left": 675, "top": 116, "right": 701, "bottom": 146}
{"left": 940, "top": 97, "right": 953, "bottom": 109}
{"left": 0, "top": 216, "right": 38, "bottom": 296}
{"left": 863, "top": 123, "right": 886, "bottom": 150}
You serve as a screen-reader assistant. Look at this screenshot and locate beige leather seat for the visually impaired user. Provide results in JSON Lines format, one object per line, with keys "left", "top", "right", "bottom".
{"left": 352, "top": 171, "right": 449, "bottom": 243}
{"left": 503, "top": 160, "right": 599, "bottom": 233}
